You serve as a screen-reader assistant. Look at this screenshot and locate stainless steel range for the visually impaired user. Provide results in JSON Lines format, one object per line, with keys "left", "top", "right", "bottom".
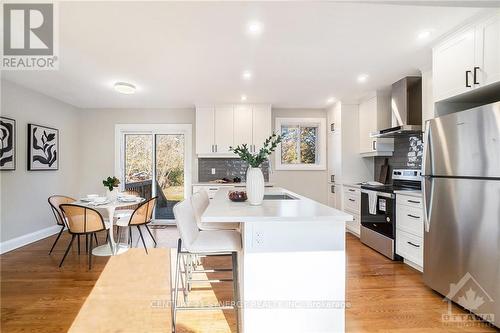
{"left": 360, "top": 169, "right": 422, "bottom": 260}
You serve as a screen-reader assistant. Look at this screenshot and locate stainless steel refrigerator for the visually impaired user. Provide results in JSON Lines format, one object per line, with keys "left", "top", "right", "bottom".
{"left": 422, "top": 101, "right": 500, "bottom": 328}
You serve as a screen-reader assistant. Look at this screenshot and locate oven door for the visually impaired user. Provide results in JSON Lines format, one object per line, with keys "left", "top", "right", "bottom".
{"left": 360, "top": 190, "right": 395, "bottom": 239}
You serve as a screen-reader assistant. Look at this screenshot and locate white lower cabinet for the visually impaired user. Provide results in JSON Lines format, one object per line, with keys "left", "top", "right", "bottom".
{"left": 396, "top": 193, "right": 424, "bottom": 271}
{"left": 343, "top": 186, "right": 361, "bottom": 237}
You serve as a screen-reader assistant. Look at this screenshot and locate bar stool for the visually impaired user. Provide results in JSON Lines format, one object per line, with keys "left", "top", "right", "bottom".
{"left": 172, "top": 199, "right": 241, "bottom": 333}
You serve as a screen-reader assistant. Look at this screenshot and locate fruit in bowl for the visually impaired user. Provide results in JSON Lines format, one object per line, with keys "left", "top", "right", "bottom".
{"left": 228, "top": 191, "right": 247, "bottom": 202}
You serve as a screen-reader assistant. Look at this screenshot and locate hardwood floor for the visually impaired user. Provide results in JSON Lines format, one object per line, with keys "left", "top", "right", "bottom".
{"left": 1, "top": 228, "right": 497, "bottom": 333}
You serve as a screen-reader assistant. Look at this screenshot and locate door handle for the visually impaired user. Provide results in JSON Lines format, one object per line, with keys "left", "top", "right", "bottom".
{"left": 372, "top": 140, "right": 377, "bottom": 151}
{"left": 407, "top": 214, "right": 421, "bottom": 219}
{"left": 407, "top": 241, "right": 420, "bottom": 248}
{"left": 465, "top": 70, "right": 472, "bottom": 87}
{"left": 473, "top": 66, "right": 480, "bottom": 85}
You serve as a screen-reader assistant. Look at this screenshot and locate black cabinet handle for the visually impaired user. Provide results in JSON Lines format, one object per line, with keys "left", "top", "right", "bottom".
{"left": 372, "top": 140, "right": 377, "bottom": 151}
{"left": 331, "top": 185, "right": 335, "bottom": 194}
{"left": 407, "top": 241, "right": 420, "bottom": 248}
{"left": 407, "top": 214, "right": 421, "bottom": 219}
{"left": 348, "top": 198, "right": 355, "bottom": 202}
{"left": 473, "top": 66, "right": 480, "bottom": 84}
{"left": 348, "top": 189, "right": 355, "bottom": 192}
{"left": 466, "top": 70, "right": 472, "bottom": 87}
{"left": 408, "top": 200, "right": 420, "bottom": 204}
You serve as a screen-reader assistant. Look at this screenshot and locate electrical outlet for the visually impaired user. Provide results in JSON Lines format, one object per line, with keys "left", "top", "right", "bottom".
{"left": 211, "top": 168, "right": 216, "bottom": 175}
{"left": 253, "top": 230, "right": 264, "bottom": 247}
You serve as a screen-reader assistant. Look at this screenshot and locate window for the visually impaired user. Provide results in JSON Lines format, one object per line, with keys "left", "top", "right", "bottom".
{"left": 275, "top": 118, "right": 326, "bottom": 170}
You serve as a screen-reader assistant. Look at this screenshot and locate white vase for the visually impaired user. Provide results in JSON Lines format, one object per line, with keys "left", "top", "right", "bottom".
{"left": 106, "top": 189, "right": 118, "bottom": 201}
{"left": 246, "top": 167, "right": 265, "bottom": 205}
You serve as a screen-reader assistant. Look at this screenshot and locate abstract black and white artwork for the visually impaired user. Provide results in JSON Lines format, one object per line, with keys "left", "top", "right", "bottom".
{"left": 0, "top": 117, "right": 16, "bottom": 170}
{"left": 28, "top": 124, "right": 59, "bottom": 171}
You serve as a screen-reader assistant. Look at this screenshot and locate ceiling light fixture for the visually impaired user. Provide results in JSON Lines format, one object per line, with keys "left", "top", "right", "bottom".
{"left": 247, "top": 21, "right": 263, "bottom": 36}
{"left": 113, "top": 82, "right": 136, "bottom": 94}
{"left": 242, "top": 70, "right": 252, "bottom": 80}
{"left": 241, "top": 95, "right": 248, "bottom": 102}
{"left": 417, "top": 30, "right": 432, "bottom": 40}
{"left": 357, "top": 74, "right": 369, "bottom": 83}
{"left": 326, "top": 97, "right": 336, "bottom": 104}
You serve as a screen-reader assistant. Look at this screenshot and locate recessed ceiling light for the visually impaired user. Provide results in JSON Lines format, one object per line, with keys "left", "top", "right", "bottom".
{"left": 241, "top": 95, "right": 247, "bottom": 102}
{"left": 242, "top": 70, "right": 252, "bottom": 80}
{"left": 357, "top": 74, "right": 369, "bottom": 83}
{"left": 417, "top": 30, "right": 432, "bottom": 40}
{"left": 247, "top": 21, "right": 263, "bottom": 36}
{"left": 326, "top": 97, "right": 336, "bottom": 104}
{"left": 113, "top": 82, "right": 136, "bottom": 94}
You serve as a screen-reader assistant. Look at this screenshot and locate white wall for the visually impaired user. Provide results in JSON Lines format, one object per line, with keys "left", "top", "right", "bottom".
{"left": 77, "top": 108, "right": 195, "bottom": 195}
{"left": 1, "top": 80, "right": 81, "bottom": 243}
{"left": 270, "top": 108, "right": 328, "bottom": 204}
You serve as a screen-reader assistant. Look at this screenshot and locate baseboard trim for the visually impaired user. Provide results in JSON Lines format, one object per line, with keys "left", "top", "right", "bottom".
{"left": 0, "top": 225, "right": 63, "bottom": 255}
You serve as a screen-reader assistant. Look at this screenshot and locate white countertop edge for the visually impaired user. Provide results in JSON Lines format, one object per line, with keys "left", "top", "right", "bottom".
{"left": 342, "top": 183, "right": 362, "bottom": 189}
{"left": 394, "top": 190, "right": 422, "bottom": 197}
{"left": 193, "top": 182, "right": 274, "bottom": 187}
{"left": 202, "top": 187, "right": 353, "bottom": 223}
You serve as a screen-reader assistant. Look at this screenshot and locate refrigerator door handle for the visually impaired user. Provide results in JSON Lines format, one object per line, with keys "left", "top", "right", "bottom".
{"left": 422, "top": 120, "right": 432, "bottom": 176}
{"left": 422, "top": 122, "right": 434, "bottom": 232}
{"left": 423, "top": 176, "right": 434, "bottom": 232}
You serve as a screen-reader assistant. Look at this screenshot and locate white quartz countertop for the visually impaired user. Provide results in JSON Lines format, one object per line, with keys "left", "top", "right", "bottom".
{"left": 193, "top": 182, "right": 274, "bottom": 187}
{"left": 343, "top": 183, "right": 362, "bottom": 189}
{"left": 394, "top": 190, "right": 422, "bottom": 197}
{"left": 201, "top": 187, "right": 353, "bottom": 223}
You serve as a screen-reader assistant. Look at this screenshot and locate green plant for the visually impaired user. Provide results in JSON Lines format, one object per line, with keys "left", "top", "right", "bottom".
{"left": 230, "top": 133, "right": 282, "bottom": 168}
{"left": 103, "top": 176, "right": 120, "bottom": 191}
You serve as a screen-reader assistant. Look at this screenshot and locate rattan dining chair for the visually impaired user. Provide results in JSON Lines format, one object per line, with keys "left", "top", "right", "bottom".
{"left": 116, "top": 197, "right": 158, "bottom": 254}
{"left": 59, "top": 204, "right": 112, "bottom": 269}
{"left": 48, "top": 195, "right": 99, "bottom": 256}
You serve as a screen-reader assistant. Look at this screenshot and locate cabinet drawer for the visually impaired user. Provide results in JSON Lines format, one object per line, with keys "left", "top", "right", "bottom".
{"left": 343, "top": 192, "right": 360, "bottom": 214}
{"left": 396, "top": 194, "right": 423, "bottom": 209}
{"left": 396, "top": 230, "right": 423, "bottom": 268}
{"left": 396, "top": 204, "right": 424, "bottom": 238}
{"left": 346, "top": 213, "right": 360, "bottom": 237}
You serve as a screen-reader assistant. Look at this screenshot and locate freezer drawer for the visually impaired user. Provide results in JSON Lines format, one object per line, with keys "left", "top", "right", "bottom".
{"left": 424, "top": 177, "right": 500, "bottom": 327}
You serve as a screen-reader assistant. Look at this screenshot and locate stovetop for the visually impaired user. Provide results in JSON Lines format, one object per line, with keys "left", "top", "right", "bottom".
{"left": 360, "top": 184, "right": 419, "bottom": 193}
{"left": 361, "top": 168, "right": 422, "bottom": 193}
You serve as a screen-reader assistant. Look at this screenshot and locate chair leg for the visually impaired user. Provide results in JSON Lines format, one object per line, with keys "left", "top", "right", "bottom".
{"left": 77, "top": 235, "right": 81, "bottom": 255}
{"left": 129, "top": 227, "right": 133, "bottom": 247}
{"left": 172, "top": 240, "right": 182, "bottom": 333}
{"left": 145, "top": 224, "right": 157, "bottom": 246}
{"left": 49, "top": 226, "right": 65, "bottom": 254}
{"left": 85, "top": 234, "right": 89, "bottom": 254}
{"left": 232, "top": 252, "right": 240, "bottom": 333}
{"left": 59, "top": 234, "right": 76, "bottom": 268}
{"left": 137, "top": 226, "right": 148, "bottom": 254}
{"left": 88, "top": 233, "right": 94, "bottom": 270}
{"left": 116, "top": 226, "right": 121, "bottom": 243}
{"left": 94, "top": 232, "right": 98, "bottom": 245}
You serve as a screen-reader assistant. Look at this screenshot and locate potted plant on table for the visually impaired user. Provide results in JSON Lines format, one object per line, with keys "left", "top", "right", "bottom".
{"left": 103, "top": 176, "right": 120, "bottom": 201}
{"left": 230, "top": 133, "right": 281, "bottom": 205}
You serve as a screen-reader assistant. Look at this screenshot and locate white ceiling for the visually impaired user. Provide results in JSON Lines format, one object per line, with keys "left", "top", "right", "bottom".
{"left": 2, "top": 2, "right": 485, "bottom": 109}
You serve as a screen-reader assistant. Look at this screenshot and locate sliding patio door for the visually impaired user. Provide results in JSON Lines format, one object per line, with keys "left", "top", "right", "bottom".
{"left": 116, "top": 125, "right": 192, "bottom": 223}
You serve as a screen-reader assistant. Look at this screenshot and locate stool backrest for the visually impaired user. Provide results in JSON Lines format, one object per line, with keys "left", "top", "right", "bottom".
{"left": 191, "top": 190, "right": 209, "bottom": 225}
{"left": 60, "top": 204, "right": 106, "bottom": 234}
{"left": 48, "top": 195, "right": 75, "bottom": 226}
{"left": 129, "top": 197, "right": 157, "bottom": 226}
{"left": 173, "top": 199, "right": 200, "bottom": 249}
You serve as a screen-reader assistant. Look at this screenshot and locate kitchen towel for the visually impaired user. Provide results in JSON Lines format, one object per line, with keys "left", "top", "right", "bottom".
{"left": 368, "top": 191, "right": 377, "bottom": 215}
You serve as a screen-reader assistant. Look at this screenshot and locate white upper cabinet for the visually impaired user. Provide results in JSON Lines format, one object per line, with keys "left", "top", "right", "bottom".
{"left": 433, "top": 11, "right": 500, "bottom": 102}
{"left": 195, "top": 107, "right": 215, "bottom": 155}
{"left": 234, "top": 105, "right": 253, "bottom": 148}
{"left": 196, "top": 104, "right": 271, "bottom": 156}
{"left": 252, "top": 105, "right": 272, "bottom": 151}
{"left": 214, "top": 105, "right": 234, "bottom": 154}
{"left": 358, "top": 92, "right": 393, "bottom": 156}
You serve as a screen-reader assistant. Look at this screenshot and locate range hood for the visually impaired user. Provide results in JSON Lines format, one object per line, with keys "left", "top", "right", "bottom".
{"left": 372, "top": 76, "right": 422, "bottom": 138}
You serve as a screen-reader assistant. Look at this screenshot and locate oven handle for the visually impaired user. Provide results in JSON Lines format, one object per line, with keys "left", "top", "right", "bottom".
{"left": 361, "top": 189, "right": 395, "bottom": 199}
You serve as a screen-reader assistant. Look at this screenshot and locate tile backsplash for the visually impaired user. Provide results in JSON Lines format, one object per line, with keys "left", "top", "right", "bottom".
{"left": 374, "top": 133, "right": 423, "bottom": 183}
{"left": 198, "top": 158, "right": 270, "bottom": 182}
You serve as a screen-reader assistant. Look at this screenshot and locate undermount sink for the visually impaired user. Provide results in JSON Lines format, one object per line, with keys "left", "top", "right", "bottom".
{"left": 263, "top": 194, "right": 297, "bottom": 200}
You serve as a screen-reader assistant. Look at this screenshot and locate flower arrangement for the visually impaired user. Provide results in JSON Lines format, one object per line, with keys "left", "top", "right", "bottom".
{"left": 230, "top": 133, "right": 282, "bottom": 167}
{"left": 103, "top": 176, "right": 120, "bottom": 191}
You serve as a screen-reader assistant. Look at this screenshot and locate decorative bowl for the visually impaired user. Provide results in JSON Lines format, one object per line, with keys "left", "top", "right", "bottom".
{"left": 228, "top": 191, "right": 247, "bottom": 202}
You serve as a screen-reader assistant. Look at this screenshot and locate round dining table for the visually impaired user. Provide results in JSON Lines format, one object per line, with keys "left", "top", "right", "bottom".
{"left": 73, "top": 197, "right": 145, "bottom": 256}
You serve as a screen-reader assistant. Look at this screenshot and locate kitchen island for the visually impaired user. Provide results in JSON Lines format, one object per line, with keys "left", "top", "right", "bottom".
{"left": 201, "top": 187, "right": 352, "bottom": 333}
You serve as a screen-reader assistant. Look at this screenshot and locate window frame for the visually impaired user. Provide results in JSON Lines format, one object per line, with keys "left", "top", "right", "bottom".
{"left": 274, "top": 117, "right": 326, "bottom": 171}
